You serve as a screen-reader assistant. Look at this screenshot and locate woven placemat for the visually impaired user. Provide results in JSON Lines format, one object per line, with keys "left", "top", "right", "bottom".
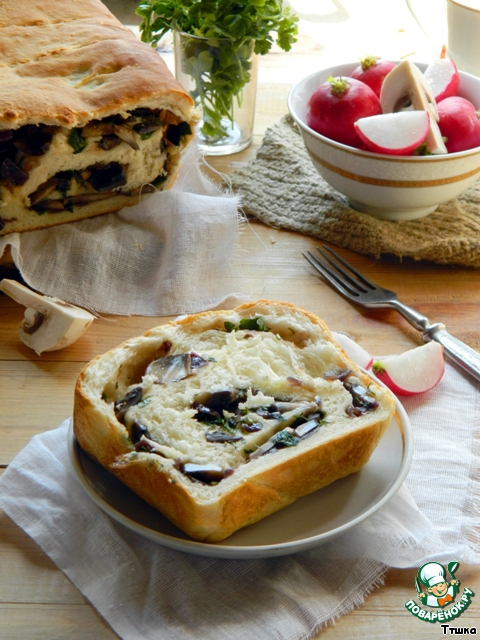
{"left": 230, "top": 115, "right": 480, "bottom": 268}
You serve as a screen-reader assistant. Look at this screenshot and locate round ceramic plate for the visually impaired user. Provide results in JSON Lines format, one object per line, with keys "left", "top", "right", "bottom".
{"left": 68, "top": 394, "right": 413, "bottom": 559}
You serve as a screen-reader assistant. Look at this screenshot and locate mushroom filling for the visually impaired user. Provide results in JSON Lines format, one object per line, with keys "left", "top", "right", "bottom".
{"left": 343, "top": 378, "right": 379, "bottom": 416}
{"left": 0, "top": 108, "right": 192, "bottom": 213}
{"left": 109, "top": 340, "right": 381, "bottom": 486}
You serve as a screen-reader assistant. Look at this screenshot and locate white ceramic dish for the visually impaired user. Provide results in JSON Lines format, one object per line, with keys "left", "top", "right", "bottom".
{"left": 288, "top": 61, "right": 480, "bottom": 221}
{"left": 68, "top": 393, "right": 413, "bottom": 559}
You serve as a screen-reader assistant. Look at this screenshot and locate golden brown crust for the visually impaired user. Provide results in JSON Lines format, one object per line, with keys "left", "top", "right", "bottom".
{"left": 73, "top": 300, "right": 396, "bottom": 543}
{"left": 106, "top": 412, "right": 390, "bottom": 542}
{"left": 0, "top": 0, "right": 197, "bottom": 236}
{"left": 0, "top": 1, "right": 194, "bottom": 128}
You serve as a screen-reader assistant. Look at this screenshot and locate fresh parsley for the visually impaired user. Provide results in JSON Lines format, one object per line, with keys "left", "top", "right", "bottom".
{"left": 136, "top": 0, "right": 298, "bottom": 140}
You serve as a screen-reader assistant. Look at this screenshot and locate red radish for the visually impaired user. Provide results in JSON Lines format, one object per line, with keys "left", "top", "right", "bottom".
{"left": 351, "top": 55, "right": 396, "bottom": 97}
{"left": 331, "top": 331, "right": 373, "bottom": 369}
{"left": 355, "top": 110, "right": 430, "bottom": 155}
{"left": 424, "top": 46, "right": 460, "bottom": 103}
{"left": 371, "top": 341, "right": 444, "bottom": 396}
{"left": 437, "top": 96, "right": 480, "bottom": 152}
{"left": 307, "top": 76, "right": 382, "bottom": 148}
{"left": 379, "top": 60, "right": 447, "bottom": 155}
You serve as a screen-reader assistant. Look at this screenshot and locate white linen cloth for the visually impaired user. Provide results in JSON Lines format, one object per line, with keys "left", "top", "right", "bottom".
{"left": 0, "top": 361, "right": 479, "bottom": 639}
{"left": 0, "top": 143, "right": 243, "bottom": 316}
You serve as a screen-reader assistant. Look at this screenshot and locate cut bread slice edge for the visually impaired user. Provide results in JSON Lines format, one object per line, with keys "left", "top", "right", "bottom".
{"left": 73, "top": 300, "right": 396, "bottom": 542}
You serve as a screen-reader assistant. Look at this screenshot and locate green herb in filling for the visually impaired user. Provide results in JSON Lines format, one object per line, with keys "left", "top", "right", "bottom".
{"left": 224, "top": 317, "right": 271, "bottom": 333}
{"left": 67, "top": 128, "right": 87, "bottom": 154}
{"left": 272, "top": 430, "right": 299, "bottom": 448}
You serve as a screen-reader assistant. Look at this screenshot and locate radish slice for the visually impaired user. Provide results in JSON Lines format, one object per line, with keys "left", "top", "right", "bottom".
{"left": 354, "top": 110, "right": 430, "bottom": 155}
{"left": 371, "top": 341, "right": 444, "bottom": 396}
{"left": 424, "top": 55, "right": 460, "bottom": 103}
{"left": 331, "top": 331, "right": 373, "bottom": 369}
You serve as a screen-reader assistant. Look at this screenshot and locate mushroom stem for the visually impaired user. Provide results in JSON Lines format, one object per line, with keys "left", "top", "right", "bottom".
{"left": 0, "top": 279, "right": 95, "bottom": 354}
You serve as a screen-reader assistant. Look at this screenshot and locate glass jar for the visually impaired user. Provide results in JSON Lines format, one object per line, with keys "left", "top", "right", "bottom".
{"left": 173, "top": 31, "right": 258, "bottom": 156}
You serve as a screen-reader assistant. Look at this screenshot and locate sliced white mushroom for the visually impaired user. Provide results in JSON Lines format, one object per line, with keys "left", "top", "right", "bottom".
{"left": 424, "top": 103, "right": 448, "bottom": 155}
{"left": 0, "top": 279, "right": 95, "bottom": 354}
{"left": 113, "top": 125, "right": 140, "bottom": 151}
{"left": 380, "top": 60, "right": 435, "bottom": 114}
{"left": 380, "top": 60, "right": 447, "bottom": 155}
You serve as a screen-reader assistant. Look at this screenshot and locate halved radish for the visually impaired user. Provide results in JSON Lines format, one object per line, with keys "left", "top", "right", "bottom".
{"left": 424, "top": 47, "right": 460, "bottom": 103}
{"left": 354, "top": 110, "right": 430, "bottom": 155}
{"left": 380, "top": 60, "right": 447, "bottom": 155}
{"left": 331, "top": 331, "right": 373, "bottom": 369}
{"left": 371, "top": 341, "right": 444, "bottom": 396}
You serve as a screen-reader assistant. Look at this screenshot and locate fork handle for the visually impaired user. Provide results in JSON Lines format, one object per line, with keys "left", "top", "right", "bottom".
{"left": 423, "top": 323, "right": 480, "bottom": 384}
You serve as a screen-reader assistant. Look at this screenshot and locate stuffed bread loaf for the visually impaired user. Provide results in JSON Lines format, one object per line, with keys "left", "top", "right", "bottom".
{"left": 73, "top": 300, "right": 396, "bottom": 542}
{"left": 0, "top": 0, "right": 196, "bottom": 237}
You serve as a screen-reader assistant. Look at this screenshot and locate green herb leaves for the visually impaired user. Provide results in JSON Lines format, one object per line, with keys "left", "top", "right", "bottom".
{"left": 67, "top": 128, "right": 87, "bottom": 154}
{"left": 271, "top": 430, "right": 299, "bottom": 448}
{"left": 224, "top": 316, "right": 271, "bottom": 333}
{"left": 137, "top": 1, "right": 298, "bottom": 51}
{"left": 137, "top": 0, "right": 298, "bottom": 140}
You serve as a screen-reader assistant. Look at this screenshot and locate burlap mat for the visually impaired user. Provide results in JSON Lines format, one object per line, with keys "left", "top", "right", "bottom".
{"left": 230, "top": 115, "right": 480, "bottom": 268}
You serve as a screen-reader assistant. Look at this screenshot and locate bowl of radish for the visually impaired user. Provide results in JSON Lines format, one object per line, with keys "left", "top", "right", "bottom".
{"left": 287, "top": 55, "right": 480, "bottom": 221}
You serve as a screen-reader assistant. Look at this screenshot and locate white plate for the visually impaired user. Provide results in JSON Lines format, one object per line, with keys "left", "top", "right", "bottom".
{"left": 68, "top": 397, "right": 413, "bottom": 559}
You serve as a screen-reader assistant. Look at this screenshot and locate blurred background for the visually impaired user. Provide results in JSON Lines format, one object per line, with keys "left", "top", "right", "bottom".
{"left": 105, "top": 0, "right": 445, "bottom": 140}
{"left": 105, "top": 0, "right": 445, "bottom": 64}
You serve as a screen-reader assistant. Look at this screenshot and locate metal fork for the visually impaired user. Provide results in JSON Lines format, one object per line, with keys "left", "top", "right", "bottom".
{"left": 303, "top": 245, "right": 480, "bottom": 383}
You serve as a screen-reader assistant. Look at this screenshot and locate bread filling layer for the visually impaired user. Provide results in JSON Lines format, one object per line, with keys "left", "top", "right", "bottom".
{"left": 0, "top": 108, "right": 192, "bottom": 230}
{"left": 106, "top": 320, "right": 381, "bottom": 486}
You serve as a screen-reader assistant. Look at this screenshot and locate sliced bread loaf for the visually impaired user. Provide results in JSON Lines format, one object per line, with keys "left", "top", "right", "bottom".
{"left": 73, "top": 300, "right": 396, "bottom": 542}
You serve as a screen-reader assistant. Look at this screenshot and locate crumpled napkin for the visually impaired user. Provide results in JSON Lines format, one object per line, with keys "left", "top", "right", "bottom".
{"left": 0, "top": 143, "right": 244, "bottom": 316}
{"left": 1, "top": 360, "right": 479, "bottom": 640}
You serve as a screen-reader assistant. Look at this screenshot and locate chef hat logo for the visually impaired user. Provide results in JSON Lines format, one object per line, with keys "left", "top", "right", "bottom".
{"left": 417, "top": 562, "right": 447, "bottom": 588}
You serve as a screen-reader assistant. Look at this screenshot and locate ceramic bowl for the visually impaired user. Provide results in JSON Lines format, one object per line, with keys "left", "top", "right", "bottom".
{"left": 287, "top": 61, "right": 480, "bottom": 221}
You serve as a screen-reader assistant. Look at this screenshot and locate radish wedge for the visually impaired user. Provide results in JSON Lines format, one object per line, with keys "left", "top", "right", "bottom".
{"left": 424, "top": 54, "right": 460, "bottom": 103}
{"left": 354, "top": 110, "right": 430, "bottom": 155}
{"left": 331, "top": 331, "right": 373, "bottom": 369}
{"left": 371, "top": 341, "right": 444, "bottom": 396}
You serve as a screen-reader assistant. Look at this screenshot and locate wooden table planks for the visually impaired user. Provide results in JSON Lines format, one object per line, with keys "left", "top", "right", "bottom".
{"left": 2, "top": 4, "right": 480, "bottom": 636}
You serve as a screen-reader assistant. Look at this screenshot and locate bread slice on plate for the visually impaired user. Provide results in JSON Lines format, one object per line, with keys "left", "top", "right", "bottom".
{"left": 73, "top": 300, "right": 396, "bottom": 542}
{"left": 0, "top": 0, "right": 197, "bottom": 237}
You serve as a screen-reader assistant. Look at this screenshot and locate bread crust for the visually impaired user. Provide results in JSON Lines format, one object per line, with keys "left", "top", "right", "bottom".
{"left": 0, "top": 1, "right": 194, "bottom": 128}
{"left": 73, "top": 300, "right": 396, "bottom": 542}
{"left": 0, "top": 0, "right": 197, "bottom": 236}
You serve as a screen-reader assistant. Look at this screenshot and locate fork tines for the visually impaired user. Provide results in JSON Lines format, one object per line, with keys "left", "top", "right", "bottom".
{"left": 303, "top": 245, "right": 375, "bottom": 300}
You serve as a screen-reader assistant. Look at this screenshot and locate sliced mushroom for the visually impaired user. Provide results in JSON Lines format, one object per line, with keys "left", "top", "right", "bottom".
{"left": 130, "top": 420, "right": 152, "bottom": 444}
{"left": 88, "top": 163, "right": 126, "bottom": 192}
{"left": 294, "top": 419, "right": 319, "bottom": 438}
{"left": 33, "top": 199, "right": 65, "bottom": 212}
{"left": 81, "top": 121, "right": 116, "bottom": 137}
{"left": 98, "top": 135, "right": 121, "bottom": 150}
{"left": 248, "top": 440, "right": 276, "bottom": 459}
{"left": 205, "top": 431, "right": 243, "bottom": 443}
{"left": 0, "top": 279, "right": 95, "bottom": 354}
{"left": 114, "top": 387, "right": 143, "bottom": 423}
{"left": 66, "top": 192, "right": 112, "bottom": 205}
{"left": 424, "top": 103, "right": 448, "bottom": 155}
{"left": 29, "top": 177, "right": 60, "bottom": 205}
{"left": 147, "top": 352, "right": 208, "bottom": 384}
{"left": 0, "top": 157, "right": 28, "bottom": 186}
{"left": 380, "top": 60, "right": 447, "bottom": 155}
{"left": 180, "top": 462, "right": 233, "bottom": 484}
{"left": 343, "top": 380, "right": 379, "bottom": 412}
{"left": 113, "top": 125, "right": 140, "bottom": 151}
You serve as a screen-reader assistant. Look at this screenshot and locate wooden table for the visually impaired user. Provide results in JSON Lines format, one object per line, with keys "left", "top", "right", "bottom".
{"left": 2, "top": 3, "right": 480, "bottom": 637}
